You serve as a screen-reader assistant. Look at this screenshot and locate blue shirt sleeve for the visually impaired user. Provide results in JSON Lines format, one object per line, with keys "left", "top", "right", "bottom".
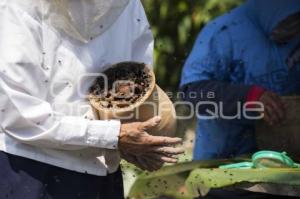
{"left": 180, "top": 23, "right": 233, "bottom": 87}
{"left": 180, "top": 23, "right": 253, "bottom": 117}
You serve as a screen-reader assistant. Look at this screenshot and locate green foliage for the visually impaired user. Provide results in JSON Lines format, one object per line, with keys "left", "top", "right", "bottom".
{"left": 142, "top": 0, "right": 243, "bottom": 92}
{"left": 129, "top": 159, "right": 300, "bottom": 198}
{"left": 187, "top": 167, "right": 300, "bottom": 196}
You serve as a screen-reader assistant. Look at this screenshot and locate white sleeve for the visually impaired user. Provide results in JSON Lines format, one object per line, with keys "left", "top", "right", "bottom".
{"left": 0, "top": 3, "right": 120, "bottom": 150}
{"left": 131, "top": 0, "right": 154, "bottom": 67}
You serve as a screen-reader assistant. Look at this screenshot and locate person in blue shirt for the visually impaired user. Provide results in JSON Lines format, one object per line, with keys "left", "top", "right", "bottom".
{"left": 181, "top": 0, "right": 300, "bottom": 198}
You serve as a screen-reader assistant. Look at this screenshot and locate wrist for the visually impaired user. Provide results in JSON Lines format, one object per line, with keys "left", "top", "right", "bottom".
{"left": 118, "top": 123, "right": 128, "bottom": 148}
{"left": 247, "top": 86, "right": 265, "bottom": 102}
{"left": 246, "top": 86, "right": 265, "bottom": 108}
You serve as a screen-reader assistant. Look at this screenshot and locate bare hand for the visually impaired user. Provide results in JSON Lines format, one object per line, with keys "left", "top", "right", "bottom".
{"left": 119, "top": 116, "right": 184, "bottom": 170}
{"left": 259, "top": 91, "right": 286, "bottom": 126}
{"left": 121, "top": 152, "right": 164, "bottom": 172}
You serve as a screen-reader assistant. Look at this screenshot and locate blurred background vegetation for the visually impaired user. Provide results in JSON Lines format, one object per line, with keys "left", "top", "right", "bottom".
{"left": 142, "top": 0, "right": 244, "bottom": 150}
{"left": 123, "top": 0, "right": 244, "bottom": 198}
{"left": 142, "top": 0, "right": 243, "bottom": 93}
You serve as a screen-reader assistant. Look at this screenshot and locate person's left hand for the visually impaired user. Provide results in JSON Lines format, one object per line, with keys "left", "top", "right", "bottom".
{"left": 121, "top": 152, "right": 164, "bottom": 172}
{"left": 258, "top": 91, "right": 286, "bottom": 126}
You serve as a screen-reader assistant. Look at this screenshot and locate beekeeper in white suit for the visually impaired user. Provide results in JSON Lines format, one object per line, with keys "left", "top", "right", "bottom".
{"left": 0, "top": 0, "right": 183, "bottom": 198}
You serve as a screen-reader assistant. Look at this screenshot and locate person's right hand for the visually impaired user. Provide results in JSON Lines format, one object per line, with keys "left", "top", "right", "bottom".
{"left": 259, "top": 91, "right": 286, "bottom": 126}
{"left": 118, "top": 116, "right": 184, "bottom": 166}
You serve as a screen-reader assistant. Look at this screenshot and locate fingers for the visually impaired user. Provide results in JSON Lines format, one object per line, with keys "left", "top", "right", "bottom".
{"left": 262, "top": 92, "right": 286, "bottom": 125}
{"left": 124, "top": 154, "right": 147, "bottom": 170}
{"left": 124, "top": 153, "right": 176, "bottom": 171}
{"left": 146, "top": 153, "right": 179, "bottom": 164}
{"left": 136, "top": 157, "right": 158, "bottom": 172}
{"left": 266, "top": 103, "right": 280, "bottom": 125}
{"left": 140, "top": 116, "right": 161, "bottom": 131}
{"left": 139, "top": 157, "right": 163, "bottom": 171}
{"left": 151, "top": 146, "right": 185, "bottom": 155}
{"left": 136, "top": 157, "right": 150, "bottom": 170}
{"left": 264, "top": 104, "right": 275, "bottom": 125}
{"left": 269, "top": 92, "right": 285, "bottom": 110}
{"left": 119, "top": 116, "right": 183, "bottom": 170}
{"left": 124, "top": 153, "right": 164, "bottom": 171}
{"left": 145, "top": 136, "right": 182, "bottom": 146}
{"left": 125, "top": 154, "right": 156, "bottom": 171}
{"left": 268, "top": 92, "right": 286, "bottom": 119}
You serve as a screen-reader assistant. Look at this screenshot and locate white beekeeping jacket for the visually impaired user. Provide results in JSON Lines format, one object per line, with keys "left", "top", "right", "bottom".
{"left": 0, "top": 0, "right": 153, "bottom": 176}
{"left": 46, "top": 0, "right": 130, "bottom": 43}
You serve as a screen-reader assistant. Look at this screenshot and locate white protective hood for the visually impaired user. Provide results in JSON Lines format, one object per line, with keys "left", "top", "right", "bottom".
{"left": 44, "top": 0, "right": 129, "bottom": 43}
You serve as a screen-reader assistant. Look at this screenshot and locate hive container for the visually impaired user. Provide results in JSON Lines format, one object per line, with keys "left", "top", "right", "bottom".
{"left": 89, "top": 62, "right": 177, "bottom": 137}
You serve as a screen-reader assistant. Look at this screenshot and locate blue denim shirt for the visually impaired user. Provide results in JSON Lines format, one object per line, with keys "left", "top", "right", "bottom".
{"left": 180, "top": 0, "right": 300, "bottom": 160}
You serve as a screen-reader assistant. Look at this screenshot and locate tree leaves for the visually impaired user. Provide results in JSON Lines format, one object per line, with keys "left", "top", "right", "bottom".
{"left": 128, "top": 159, "right": 300, "bottom": 198}
{"left": 141, "top": 0, "right": 243, "bottom": 92}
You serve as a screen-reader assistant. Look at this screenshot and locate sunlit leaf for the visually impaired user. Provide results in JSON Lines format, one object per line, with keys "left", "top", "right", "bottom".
{"left": 128, "top": 159, "right": 300, "bottom": 198}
